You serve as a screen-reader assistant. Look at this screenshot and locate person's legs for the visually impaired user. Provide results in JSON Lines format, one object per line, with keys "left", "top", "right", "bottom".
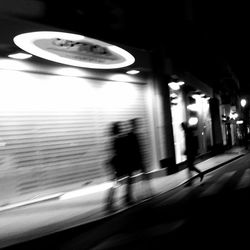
{"left": 187, "top": 155, "right": 194, "bottom": 181}
{"left": 189, "top": 165, "right": 202, "bottom": 174}
{"left": 105, "top": 178, "right": 117, "bottom": 210}
{"left": 186, "top": 154, "right": 204, "bottom": 183}
{"left": 125, "top": 172, "right": 134, "bottom": 205}
{"left": 188, "top": 155, "right": 204, "bottom": 182}
{"left": 185, "top": 168, "right": 193, "bottom": 186}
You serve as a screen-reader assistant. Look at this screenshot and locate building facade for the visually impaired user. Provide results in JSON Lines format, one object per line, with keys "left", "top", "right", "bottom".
{"left": 0, "top": 47, "right": 165, "bottom": 206}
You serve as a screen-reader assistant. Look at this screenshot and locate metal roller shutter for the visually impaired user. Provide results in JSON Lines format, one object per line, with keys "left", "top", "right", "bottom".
{"left": 0, "top": 70, "right": 153, "bottom": 205}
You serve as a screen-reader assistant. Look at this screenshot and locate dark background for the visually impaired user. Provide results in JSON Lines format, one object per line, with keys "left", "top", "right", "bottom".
{"left": 0, "top": 1, "right": 249, "bottom": 94}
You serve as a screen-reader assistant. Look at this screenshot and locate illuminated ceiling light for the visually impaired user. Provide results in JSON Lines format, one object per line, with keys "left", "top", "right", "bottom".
{"left": 109, "top": 73, "right": 134, "bottom": 82}
{"left": 229, "top": 112, "right": 238, "bottom": 120}
{"left": 222, "top": 115, "right": 227, "bottom": 121}
{"left": 171, "top": 99, "right": 178, "bottom": 104}
{"left": 191, "top": 94, "right": 200, "bottom": 99}
{"left": 54, "top": 67, "right": 86, "bottom": 77}
{"left": 191, "top": 91, "right": 203, "bottom": 99}
{"left": 188, "top": 117, "right": 198, "bottom": 126}
{"left": 126, "top": 69, "right": 140, "bottom": 75}
{"left": 8, "top": 52, "right": 32, "bottom": 59}
{"left": 13, "top": 31, "right": 135, "bottom": 69}
{"left": 237, "top": 120, "right": 244, "bottom": 124}
{"left": 241, "top": 98, "right": 247, "bottom": 108}
{"left": 178, "top": 81, "right": 185, "bottom": 85}
{"left": 0, "top": 58, "right": 32, "bottom": 71}
{"left": 170, "top": 93, "right": 178, "bottom": 98}
{"left": 191, "top": 91, "right": 207, "bottom": 99}
{"left": 168, "top": 82, "right": 180, "bottom": 91}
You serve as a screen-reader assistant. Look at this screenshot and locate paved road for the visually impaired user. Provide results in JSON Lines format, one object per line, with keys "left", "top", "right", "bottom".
{"left": 5, "top": 153, "right": 250, "bottom": 249}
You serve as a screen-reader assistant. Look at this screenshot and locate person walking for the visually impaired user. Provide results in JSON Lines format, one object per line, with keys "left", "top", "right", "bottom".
{"left": 126, "top": 118, "right": 153, "bottom": 199}
{"left": 105, "top": 121, "right": 133, "bottom": 211}
{"left": 181, "top": 122, "right": 204, "bottom": 185}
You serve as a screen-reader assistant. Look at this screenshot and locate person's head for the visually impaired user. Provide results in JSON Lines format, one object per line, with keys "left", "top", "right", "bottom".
{"left": 111, "top": 122, "right": 121, "bottom": 136}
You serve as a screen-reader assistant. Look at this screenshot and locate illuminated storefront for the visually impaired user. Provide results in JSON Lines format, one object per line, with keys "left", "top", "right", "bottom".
{"left": 220, "top": 104, "right": 238, "bottom": 148}
{"left": 187, "top": 92, "right": 213, "bottom": 154}
{"left": 169, "top": 76, "right": 213, "bottom": 164}
{"left": 0, "top": 43, "right": 159, "bottom": 206}
{"left": 169, "top": 81, "right": 186, "bottom": 164}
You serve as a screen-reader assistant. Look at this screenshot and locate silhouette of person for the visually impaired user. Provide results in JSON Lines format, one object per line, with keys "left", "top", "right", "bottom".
{"left": 126, "top": 118, "right": 153, "bottom": 199}
{"left": 181, "top": 122, "right": 204, "bottom": 185}
{"left": 225, "top": 117, "right": 232, "bottom": 149}
{"left": 105, "top": 121, "right": 133, "bottom": 210}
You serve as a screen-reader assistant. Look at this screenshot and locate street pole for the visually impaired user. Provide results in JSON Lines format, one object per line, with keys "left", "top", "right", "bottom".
{"left": 241, "top": 99, "right": 248, "bottom": 149}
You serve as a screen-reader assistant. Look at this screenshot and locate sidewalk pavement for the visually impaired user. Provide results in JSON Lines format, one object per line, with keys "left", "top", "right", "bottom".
{"left": 0, "top": 146, "right": 247, "bottom": 249}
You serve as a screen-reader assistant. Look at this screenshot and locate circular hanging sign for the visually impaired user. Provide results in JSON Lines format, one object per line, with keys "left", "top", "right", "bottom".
{"left": 13, "top": 31, "right": 135, "bottom": 69}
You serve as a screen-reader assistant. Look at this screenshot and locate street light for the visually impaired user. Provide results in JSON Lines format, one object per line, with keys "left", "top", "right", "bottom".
{"left": 241, "top": 98, "right": 247, "bottom": 108}
{"left": 240, "top": 98, "right": 248, "bottom": 149}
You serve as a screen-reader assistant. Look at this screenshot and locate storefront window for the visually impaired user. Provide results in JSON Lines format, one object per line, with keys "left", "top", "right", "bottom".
{"left": 187, "top": 92, "right": 212, "bottom": 155}
{"left": 169, "top": 88, "right": 186, "bottom": 164}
